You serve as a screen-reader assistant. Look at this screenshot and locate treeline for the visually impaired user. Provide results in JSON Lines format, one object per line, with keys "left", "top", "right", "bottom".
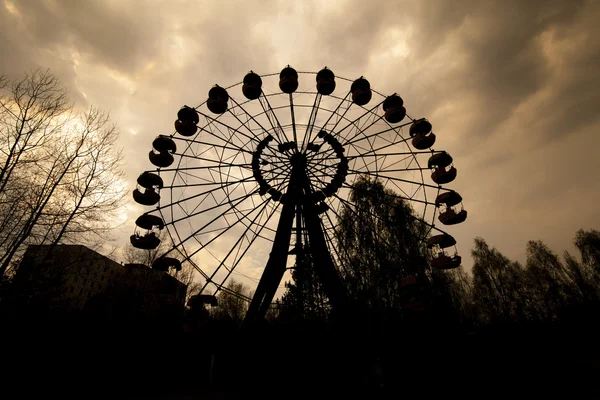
{"left": 277, "top": 177, "right": 600, "bottom": 330}
{"left": 442, "top": 230, "right": 600, "bottom": 326}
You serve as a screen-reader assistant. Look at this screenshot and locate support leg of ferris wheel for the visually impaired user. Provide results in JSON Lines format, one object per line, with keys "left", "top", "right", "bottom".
{"left": 244, "top": 153, "right": 349, "bottom": 325}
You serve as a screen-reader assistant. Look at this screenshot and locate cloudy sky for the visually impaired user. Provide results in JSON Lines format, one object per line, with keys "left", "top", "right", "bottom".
{"left": 2, "top": 0, "right": 599, "bottom": 289}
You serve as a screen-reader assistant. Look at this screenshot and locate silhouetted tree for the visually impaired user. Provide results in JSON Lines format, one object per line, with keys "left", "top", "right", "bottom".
{"left": 0, "top": 70, "right": 126, "bottom": 276}
{"left": 336, "top": 176, "right": 429, "bottom": 313}
{"left": 471, "top": 238, "right": 526, "bottom": 324}
{"left": 279, "top": 252, "right": 330, "bottom": 321}
{"left": 465, "top": 230, "right": 600, "bottom": 326}
{"left": 574, "top": 229, "right": 600, "bottom": 283}
{"left": 211, "top": 279, "right": 252, "bottom": 323}
{"left": 524, "top": 240, "right": 579, "bottom": 321}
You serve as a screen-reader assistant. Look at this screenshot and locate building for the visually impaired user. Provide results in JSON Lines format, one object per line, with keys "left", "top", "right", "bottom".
{"left": 13, "top": 244, "right": 186, "bottom": 321}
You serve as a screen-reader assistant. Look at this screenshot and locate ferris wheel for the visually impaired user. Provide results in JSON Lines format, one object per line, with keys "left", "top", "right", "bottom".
{"left": 130, "top": 66, "right": 467, "bottom": 322}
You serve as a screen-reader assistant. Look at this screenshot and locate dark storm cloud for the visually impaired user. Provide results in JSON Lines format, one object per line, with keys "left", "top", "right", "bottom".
{"left": 3, "top": 0, "right": 163, "bottom": 74}
{"left": 1, "top": 0, "right": 599, "bottom": 269}
{"left": 312, "top": 0, "right": 597, "bottom": 144}
{"left": 305, "top": 0, "right": 600, "bottom": 262}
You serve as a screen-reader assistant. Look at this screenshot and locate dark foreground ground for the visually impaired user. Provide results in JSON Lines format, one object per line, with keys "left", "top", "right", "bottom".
{"left": 2, "top": 321, "right": 600, "bottom": 398}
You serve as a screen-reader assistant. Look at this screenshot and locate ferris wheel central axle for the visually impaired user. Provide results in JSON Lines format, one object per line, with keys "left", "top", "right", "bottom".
{"left": 244, "top": 153, "right": 349, "bottom": 324}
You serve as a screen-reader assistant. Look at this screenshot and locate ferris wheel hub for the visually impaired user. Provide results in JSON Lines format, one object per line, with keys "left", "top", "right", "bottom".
{"left": 290, "top": 152, "right": 307, "bottom": 168}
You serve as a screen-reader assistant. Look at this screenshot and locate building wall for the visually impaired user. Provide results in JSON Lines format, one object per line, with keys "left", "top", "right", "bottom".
{"left": 14, "top": 245, "right": 186, "bottom": 318}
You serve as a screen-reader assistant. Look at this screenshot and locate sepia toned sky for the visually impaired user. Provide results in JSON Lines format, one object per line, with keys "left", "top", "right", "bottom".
{"left": 2, "top": 0, "right": 599, "bottom": 283}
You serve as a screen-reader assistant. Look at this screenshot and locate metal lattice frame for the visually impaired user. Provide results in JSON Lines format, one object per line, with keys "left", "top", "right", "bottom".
{"left": 132, "top": 69, "right": 464, "bottom": 317}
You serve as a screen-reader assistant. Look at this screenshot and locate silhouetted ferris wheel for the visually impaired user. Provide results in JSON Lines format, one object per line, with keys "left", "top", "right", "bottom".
{"left": 130, "top": 66, "right": 467, "bottom": 321}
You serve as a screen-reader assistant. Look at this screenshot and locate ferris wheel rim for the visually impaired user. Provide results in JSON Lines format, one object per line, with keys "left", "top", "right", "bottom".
{"left": 134, "top": 68, "right": 464, "bottom": 304}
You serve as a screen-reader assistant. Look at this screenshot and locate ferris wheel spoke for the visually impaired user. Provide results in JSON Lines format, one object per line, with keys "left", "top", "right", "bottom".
{"left": 307, "top": 91, "right": 352, "bottom": 137}
{"left": 254, "top": 95, "right": 292, "bottom": 147}
{"left": 187, "top": 119, "right": 286, "bottom": 164}
{"left": 347, "top": 131, "right": 398, "bottom": 162}
{"left": 200, "top": 228, "right": 274, "bottom": 294}
{"left": 157, "top": 163, "right": 251, "bottom": 173}
{"left": 308, "top": 168, "right": 433, "bottom": 248}
{"left": 313, "top": 150, "right": 433, "bottom": 163}
{"left": 217, "top": 285, "right": 253, "bottom": 302}
{"left": 289, "top": 94, "right": 299, "bottom": 152}
{"left": 300, "top": 92, "right": 322, "bottom": 152}
{"left": 319, "top": 226, "right": 346, "bottom": 276}
{"left": 203, "top": 196, "right": 279, "bottom": 295}
{"left": 340, "top": 109, "right": 385, "bottom": 154}
{"left": 318, "top": 95, "right": 353, "bottom": 138}
{"left": 318, "top": 213, "right": 352, "bottom": 278}
{"left": 362, "top": 167, "right": 426, "bottom": 174}
{"left": 339, "top": 179, "right": 435, "bottom": 207}
{"left": 227, "top": 97, "right": 294, "bottom": 162}
{"left": 195, "top": 195, "right": 276, "bottom": 290}
{"left": 330, "top": 192, "right": 417, "bottom": 254}
{"left": 171, "top": 136, "right": 254, "bottom": 155}
{"left": 343, "top": 118, "right": 413, "bottom": 147}
{"left": 319, "top": 203, "right": 360, "bottom": 269}
{"left": 169, "top": 124, "right": 244, "bottom": 167}
{"left": 196, "top": 109, "right": 266, "bottom": 149}
{"left": 271, "top": 177, "right": 292, "bottom": 199}
{"left": 262, "top": 143, "right": 290, "bottom": 163}
{"left": 308, "top": 173, "right": 337, "bottom": 183}
{"left": 255, "top": 153, "right": 291, "bottom": 172}
{"left": 162, "top": 241, "right": 210, "bottom": 280}
{"left": 349, "top": 137, "right": 411, "bottom": 161}
{"left": 171, "top": 151, "right": 251, "bottom": 167}
{"left": 386, "top": 178, "right": 422, "bottom": 203}
{"left": 316, "top": 91, "right": 352, "bottom": 135}
{"left": 232, "top": 205, "right": 279, "bottom": 238}
{"left": 306, "top": 153, "right": 336, "bottom": 173}
{"left": 167, "top": 190, "right": 259, "bottom": 226}
{"left": 301, "top": 168, "right": 352, "bottom": 279}
{"left": 305, "top": 103, "right": 383, "bottom": 166}
{"left": 329, "top": 99, "right": 385, "bottom": 143}
{"left": 262, "top": 162, "right": 293, "bottom": 188}
{"left": 304, "top": 98, "right": 355, "bottom": 164}
{"left": 378, "top": 154, "right": 417, "bottom": 172}
{"left": 211, "top": 198, "right": 283, "bottom": 296}
{"left": 165, "top": 194, "right": 270, "bottom": 259}
{"left": 220, "top": 202, "right": 278, "bottom": 241}
{"left": 236, "top": 148, "right": 258, "bottom": 210}
{"left": 342, "top": 140, "right": 378, "bottom": 176}
{"left": 307, "top": 161, "right": 338, "bottom": 175}
{"left": 166, "top": 171, "right": 249, "bottom": 188}
{"left": 227, "top": 97, "right": 286, "bottom": 148}
{"left": 157, "top": 176, "right": 255, "bottom": 211}
{"left": 173, "top": 170, "right": 222, "bottom": 185}
{"left": 335, "top": 179, "right": 446, "bottom": 237}
{"left": 318, "top": 188, "right": 404, "bottom": 265}
{"left": 345, "top": 169, "right": 443, "bottom": 191}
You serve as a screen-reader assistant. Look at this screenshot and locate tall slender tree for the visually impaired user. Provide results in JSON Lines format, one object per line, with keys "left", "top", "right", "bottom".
{"left": 470, "top": 238, "right": 527, "bottom": 323}
{"left": 336, "top": 176, "right": 429, "bottom": 312}
{"left": 279, "top": 252, "right": 330, "bottom": 321}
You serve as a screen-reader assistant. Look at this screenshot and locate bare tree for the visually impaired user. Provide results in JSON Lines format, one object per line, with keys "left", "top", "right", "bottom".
{"left": 212, "top": 279, "right": 252, "bottom": 323}
{"left": 0, "top": 70, "right": 127, "bottom": 276}
{"left": 41, "top": 107, "right": 126, "bottom": 245}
